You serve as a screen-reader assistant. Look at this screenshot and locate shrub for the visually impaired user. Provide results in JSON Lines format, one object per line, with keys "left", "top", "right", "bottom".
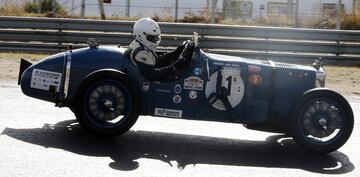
{"left": 24, "top": 0, "right": 67, "bottom": 17}
{"left": 24, "top": 3, "right": 39, "bottom": 13}
{"left": 152, "top": 14, "right": 174, "bottom": 22}
{"left": 300, "top": 16, "right": 336, "bottom": 29}
{"left": 179, "top": 12, "right": 210, "bottom": 23}
{"left": 0, "top": 4, "right": 28, "bottom": 16}
{"left": 342, "top": 14, "right": 360, "bottom": 30}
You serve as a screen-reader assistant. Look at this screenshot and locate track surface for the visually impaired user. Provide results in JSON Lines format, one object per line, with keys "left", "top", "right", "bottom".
{"left": 0, "top": 80, "right": 359, "bottom": 177}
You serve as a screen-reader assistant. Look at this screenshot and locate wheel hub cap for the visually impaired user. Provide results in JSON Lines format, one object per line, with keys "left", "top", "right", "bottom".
{"left": 318, "top": 117, "right": 327, "bottom": 129}
{"left": 301, "top": 99, "right": 344, "bottom": 142}
{"left": 104, "top": 99, "right": 115, "bottom": 111}
{"left": 87, "top": 84, "right": 126, "bottom": 122}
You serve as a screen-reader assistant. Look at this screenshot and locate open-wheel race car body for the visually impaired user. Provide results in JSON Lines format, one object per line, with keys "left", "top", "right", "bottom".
{"left": 19, "top": 36, "right": 353, "bottom": 154}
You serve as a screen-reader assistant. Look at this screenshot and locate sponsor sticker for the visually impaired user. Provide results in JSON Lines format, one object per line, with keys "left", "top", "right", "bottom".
{"left": 173, "top": 95, "right": 182, "bottom": 103}
{"left": 184, "top": 76, "right": 204, "bottom": 90}
{"left": 193, "top": 67, "right": 203, "bottom": 76}
{"left": 248, "top": 65, "right": 262, "bottom": 73}
{"left": 248, "top": 74, "right": 263, "bottom": 85}
{"left": 174, "top": 84, "right": 182, "bottom": 94}
{"left": 289, "top": 72, "right": 308, "bottom": 78}
{"left": 156, "top": 89, "right": 171, "bottom": 93}
{"left": 154, "top": 108, "right": 183, "bottom": 118}
{"left": 213, "top": 62, "right": 240, "bottom": 68}
{"left": 30, "top": 69, "right": 62, "bottom": 92}
{"left": 142, "top": 82, "right": 150, "bottom": 92}
{"left": 189, "top": 90, "right": 198, "bottom": 99}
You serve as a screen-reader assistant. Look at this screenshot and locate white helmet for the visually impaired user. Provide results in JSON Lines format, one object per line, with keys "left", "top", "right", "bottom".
{"left": 133, "top": 18, "right": 161, "bottom": 50}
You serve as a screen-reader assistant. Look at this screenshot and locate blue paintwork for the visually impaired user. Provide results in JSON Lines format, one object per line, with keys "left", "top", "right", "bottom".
{"left": 20, "top": 45, "right": 317, "bottom": 125}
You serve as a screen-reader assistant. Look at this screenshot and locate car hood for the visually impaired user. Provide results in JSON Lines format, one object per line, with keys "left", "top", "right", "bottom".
{"left": 207, "top": 53, "right": 250, "bottom": 63}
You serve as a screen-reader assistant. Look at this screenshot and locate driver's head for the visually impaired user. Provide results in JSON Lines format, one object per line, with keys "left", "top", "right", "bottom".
{"left": 133, "top": 18, "right": 161, "bottom": 50}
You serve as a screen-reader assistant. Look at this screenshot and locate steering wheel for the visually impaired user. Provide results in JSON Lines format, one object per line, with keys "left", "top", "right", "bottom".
{"left": 172, "top": 40, "right": 196, "bottom": 78}
{"left": 181, "top": 40, "right": 196, "bottom": 61}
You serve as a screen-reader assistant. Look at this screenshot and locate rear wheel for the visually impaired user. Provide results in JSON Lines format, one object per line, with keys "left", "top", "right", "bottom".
{"left": 290, "top": 89, "right": 353, "bottom": 154}
{"left": 74, "top": 78, "right": 139, "bottom": 136}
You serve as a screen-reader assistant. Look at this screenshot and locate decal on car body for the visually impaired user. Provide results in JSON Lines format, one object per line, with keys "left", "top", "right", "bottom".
{"left": 248, "top": 74, "right": 263, "bottom": 85}
{"left": 30, "top": 69, "right": 62, "bottom": 92}
{"left": 154, "top": 108, "right": 183, "bottom": 118}
{"left": 248, "top": 65, "right": 262, "bottom": 73}
{"left": 205, "top": 67, "right": 245, "bottom": 111}
{"left": 289, "top": 72, "right": 309, "bottom": 78}
{"left": 189, "top": 91, "right": 198, "bottom": 99}
{"left": 156, "top": 89, "right": 171, "bottom": 93}
{"left": 213, "top": 62, "right": 240, "bottom": 68}
{"left": 142, "top": 82, "right": 150, "bottom": 92}
{"left": 184, "top": 76, "right": 204, "bottom": 90}
{"left": 193, "top": 67, "right": 203, "bottom": 76}
{"left": 173, "top": 95, "right": 182, "bottom": 103}
{"left": 174, "top": 84, "right": 182, "bottom": 94}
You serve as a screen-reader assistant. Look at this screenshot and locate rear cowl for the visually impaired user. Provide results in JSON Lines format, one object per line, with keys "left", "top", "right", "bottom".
{"left": 20, "top": 46, "right": 128, "bottom": 103}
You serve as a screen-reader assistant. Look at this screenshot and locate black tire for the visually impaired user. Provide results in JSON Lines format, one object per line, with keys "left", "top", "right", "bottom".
{"left": 74, "top": 78, "right": 140, "bottom": 136}
{"left": 290, "top": 89, "right": 353, "bottom": 154}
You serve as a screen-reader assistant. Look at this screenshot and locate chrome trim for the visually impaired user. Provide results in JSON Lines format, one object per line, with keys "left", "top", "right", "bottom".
{"left": 268, "top": 60, "right": 275, "bottom": 68}
{"left": 64, "top": 51, "right": 72, "bottom": 98}
{"left": 205, "top": 53, "right": 210, "bottom": 81}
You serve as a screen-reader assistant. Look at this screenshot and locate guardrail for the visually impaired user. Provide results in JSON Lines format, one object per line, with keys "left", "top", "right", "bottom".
{"left": 1, "top": 16, "right": 360, "bottom": 63}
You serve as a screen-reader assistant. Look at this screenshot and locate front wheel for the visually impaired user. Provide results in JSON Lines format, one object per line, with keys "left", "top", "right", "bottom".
{"left": 74, "top": 78, "right": 140, "bottom": 136}
{"left": 290, "top": 89, "right": 353, "bottom": 154}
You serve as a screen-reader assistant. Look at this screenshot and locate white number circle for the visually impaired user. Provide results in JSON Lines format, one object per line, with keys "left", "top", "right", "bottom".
{"left": 205, "top": 68, "right": 245, "bottom": 111}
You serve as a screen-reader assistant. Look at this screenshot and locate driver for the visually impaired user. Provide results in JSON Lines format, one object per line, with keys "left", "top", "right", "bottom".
{"left": 128, "top": 18, "right": 194, "bottom": 82}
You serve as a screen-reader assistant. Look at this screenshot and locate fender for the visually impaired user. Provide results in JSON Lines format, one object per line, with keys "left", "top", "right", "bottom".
{"left": 301, "top": 87, "right": 343, "bottom": 96}
{"left": 288, "top": 87, "right": 353, "bottom": 130}
{"left": 71, "top": 68, "right": 126, "bottom": 103}
{"left": 291, "top": 87, "right": 352, "bottom": 113}
{"left": 70, "top": 68, "right": 142, "bottom": 115}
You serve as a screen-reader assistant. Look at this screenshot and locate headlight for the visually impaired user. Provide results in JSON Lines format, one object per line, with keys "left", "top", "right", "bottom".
{"left": 315, "top": 66, "right": 326, "bottom": 87}
{"left": 313, "top": 58, "right": 326, "bottom": 88}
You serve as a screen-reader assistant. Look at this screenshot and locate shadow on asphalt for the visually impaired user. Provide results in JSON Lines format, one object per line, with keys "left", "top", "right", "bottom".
{"left": 1, "top": 119, "right": 354, "bottom": 174}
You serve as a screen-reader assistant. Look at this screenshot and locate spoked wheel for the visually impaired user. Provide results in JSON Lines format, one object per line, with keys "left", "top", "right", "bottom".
{"left": 75, "top": 78, "right": 139, "bottom": 136}
{"left": 290, "top": 89, "right": 353, "bottom": 154}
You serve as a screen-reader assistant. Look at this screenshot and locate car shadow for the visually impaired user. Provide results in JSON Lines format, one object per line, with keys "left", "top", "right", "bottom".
{"left": 1, "top": 119, "right": 354, "bottom": 174}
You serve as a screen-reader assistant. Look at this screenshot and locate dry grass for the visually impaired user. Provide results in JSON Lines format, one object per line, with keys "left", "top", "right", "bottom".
{"left": 0, "top": 4, "right": 45, "bottom": 17}
{"left": 0, "top": 52, "right": 47, "bottom": 61}
{"left": 2, "top": 3, "right": 360, "bottom": 30}
{"left": 220, "top": 14, "right": 295, "bottom": 27}
{"left": 325, "top": 65, "right": 360, "bottom": 96}
{"left": 341, "top": 7, "right": 360, "bottom": 30}
{"left": 342, "top": 14, "right": 360, "bottom": 30}
{"left": 0, "top": 52, "right": 47, "bottom": 80}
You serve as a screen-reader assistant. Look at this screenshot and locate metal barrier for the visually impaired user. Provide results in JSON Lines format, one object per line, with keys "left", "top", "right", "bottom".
{"left": 1, "top": 16, "right": 360, "bottom": 63}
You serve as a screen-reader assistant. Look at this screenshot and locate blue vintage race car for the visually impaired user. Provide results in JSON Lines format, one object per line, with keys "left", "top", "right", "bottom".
{"left": 18, "top": 34, "right": 353, "bottom": 154}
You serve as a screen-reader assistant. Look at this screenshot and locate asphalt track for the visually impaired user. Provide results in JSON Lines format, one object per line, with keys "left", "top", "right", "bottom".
{"left": 0, "top": 80, "right": 359, "bottom": 177}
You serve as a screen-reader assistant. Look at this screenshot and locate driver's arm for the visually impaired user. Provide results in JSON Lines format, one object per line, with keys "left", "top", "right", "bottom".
{"left": 133, "top": 51, "right": 177, "bottom": 81}
{"left": 155, "top": 44, "right": 185, "bottom": 67}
